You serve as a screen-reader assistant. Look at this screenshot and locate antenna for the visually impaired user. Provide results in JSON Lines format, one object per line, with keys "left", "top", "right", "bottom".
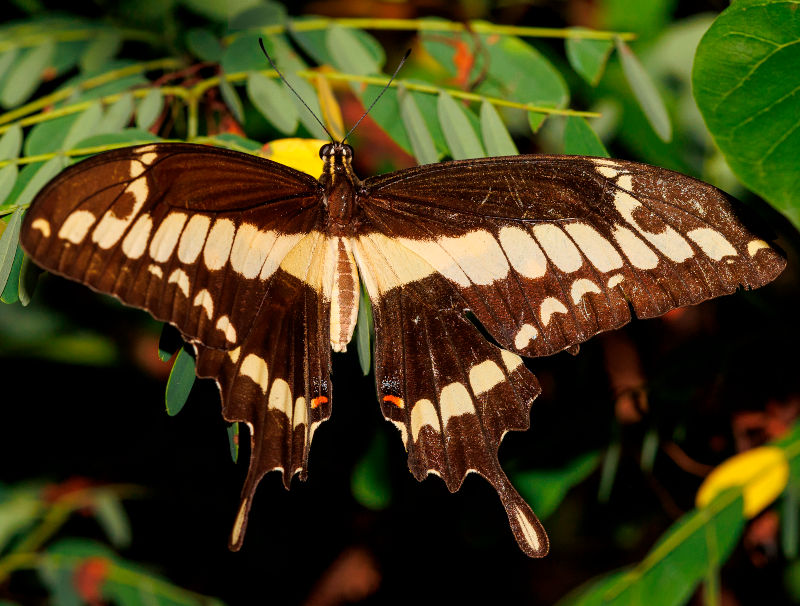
{"left": 258, "top": 38, "right": 410, "bottom": 144}
{"left": 342, "top": 48, "right": 411, "bottom": 143}
{"left": 258, "top": 38, "right": 334, "bottom": 142}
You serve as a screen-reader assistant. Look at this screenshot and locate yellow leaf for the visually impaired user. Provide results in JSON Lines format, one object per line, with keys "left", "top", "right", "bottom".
{"left": 315, "top": 73, "right": 345, "bottom": 142}
{"left": 696, "top": 446, "right": 789, "bottom": 518}
{"left": 260, "top": 138, "right": 327, "bottom": 177}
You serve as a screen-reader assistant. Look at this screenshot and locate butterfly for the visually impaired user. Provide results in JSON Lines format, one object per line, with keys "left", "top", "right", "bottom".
{"left": 19, "top": 139, "right": 786, "bottom": 557}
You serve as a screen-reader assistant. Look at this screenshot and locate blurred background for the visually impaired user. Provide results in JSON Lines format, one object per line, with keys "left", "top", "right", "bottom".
{"left": 0, "top": 0, "right": 798, "bottom": 604}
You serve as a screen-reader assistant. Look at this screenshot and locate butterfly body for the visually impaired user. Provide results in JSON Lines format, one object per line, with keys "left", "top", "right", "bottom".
{"left": 19, "top": 142, "right": 786, "bottom": 557}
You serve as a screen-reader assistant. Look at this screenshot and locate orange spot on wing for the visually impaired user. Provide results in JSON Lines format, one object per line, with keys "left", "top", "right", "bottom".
{"left": 383, "top": 395, "right": 404, "bottom": 409}
{"left": 311, "top": 396, "right": 329, "bottom": 409}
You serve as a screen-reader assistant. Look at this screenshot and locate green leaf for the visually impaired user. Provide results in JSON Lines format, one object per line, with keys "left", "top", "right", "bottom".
{"left": 398, "top": 85, "right": 438, "bottom": 165}
{"left": 326, "top": 25, "right": 383, "bottom": 75}
{"left": 601, "top": 0, "right": 676, "bottom": 40}
{"left": 0, "top": 124, "right": 23, "bottom": 160}
{"left": 98, "top": 93, "right": 135, "bottom": 133}
{"left": 354, "top": 281, "right": 373, "bottom": 376}
{"left": 566, "top": 29, "right": 614, "bottom": 85}
{"left": 186, "top": 28, "right": 224, "bottom": 62}
{"left": 0, "top": 243, "right": 23, "bottom": 304}
{"left": 0, "top": 164, "right": 18, "bottom": 204}
{"left": 135, "top": 88, "right": 163, "bottom": 131}
{"left": 514, "top": 451, "right": 601, "bottom": 519}
{"left": 62, "top": 102, "right": 104, "bottom": 150}
{"left": 563, "top": 116, "right": 609, "bottom": 157}
{"left": 72, "top": 129, "right": 161, "bottom": 152}
{"left": 221, "top": 33, "right": 266, "bottom": 73}
{"left": 79, "top": 31, "right": 122, "bottom": 73}
{"left": 0, "top": 487, "right": 42, "bottom": 553}
{"left": 165, "top": 347, "right": 196, "bottom": 416}
{"left": 246, "top": 72, "right": 298, "bottom": 135}
{"left": 259, "top": 35, "right": 328, "bottom": 140}
{"left": 0, "top": 40, "right": 55, "bottom": 108}
{"left": 351, "top": 431, "right": 392, "bottom": 510}
{"left": 180, "top": 0, "right": 262, "bottom": 21}
{"left": 10, "top": 156, "right": 67, "bottom": 209}
{"left": 229, "top": 2, "right": 287, "bottom": 29}
{"left": 25, "top": 114, "right": 80, "bottom": 155}
{"left": 18, "top": 253, "right": 42, "bottom": 307}
{"left": 227, "top": 423, "right": 240, "bottom": 463}
{"left": 93, "top": 490, "right": 131, "bottom": 548}
{"left": 0, "top": 49, "right": 19, "bottom": 85}
{"left": 219, "top": 78, "right": 245, "bottom": 125}
{"left": 437, "top": 92, "right": 485, "bottom": 160}
{"left": 693, "top": 0, "right": 800, "bottom": 229}
{"left": 423, "top": 29, "right": 568, "bottom": 134}
{"left": 616, "top": 38, "right": 672, "bottom": 142}
{"left": 560, "top": 490, "right": 745, "bottom": 606}
{"left": 480, "top": 100, "right": 518, "bottom": 157}
{"left": 0, "top": 207, "right": 24, "bottom": 296}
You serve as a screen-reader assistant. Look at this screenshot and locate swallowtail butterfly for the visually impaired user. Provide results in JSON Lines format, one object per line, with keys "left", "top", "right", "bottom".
{"left": 19, "top": 140, "right": 786, "bottom": 557}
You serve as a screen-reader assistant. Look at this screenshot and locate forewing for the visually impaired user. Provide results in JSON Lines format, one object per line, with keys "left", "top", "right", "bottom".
{"left": 20, "top": 143, "right": 321, "bottom": 349}
{"left": 352, "top": 240, "right": 547, "bottom": 556}
{"left": 361, "top": 155, "right": 786, "bottom": 358}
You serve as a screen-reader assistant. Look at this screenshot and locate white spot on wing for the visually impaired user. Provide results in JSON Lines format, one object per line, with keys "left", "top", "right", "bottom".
{"left": 230, "top": 224, "right": 279, "bottom": 278}
{"left": 687, "top": 228, "right": 738, "bottom": 261}
{"left": 570, "top": 278, "right": 602, "bottom": 304}
{"left": 167, "top": 268, "right": 190, "bottom": 297}
{"left": 607, "top": 274, "right": 624, "bottom": 288}
{"left": 293, "top": 397, "right": 307, "bottom": 429}
{"left": 469, "top": 360, "right": 505, "bottom": 396}
{"left": 533, "top": 224, "right": 583, "bottom": 272}
{"left": 31, "top": 218, "right": 51, "bottom": 237}
{"left": 747, "top": 239, "right": 770, "bottom": 256}
{"left": 91, "top": 177, "right": 149, "bottom": 249}
{"left": 514, "top": 506, "right": 541, "bottom": 551}
{"left": 178, "top": 215, "right": 210, "bottom": 264}
{"left": 434, "top": 230, "right": 510, "bottom": 285}
{"left": 59, "top": 210, "right": 96, "bottom": 244}
{"left": 614, "top": 190, "right": 693, "bottom": 262}
{"left": 216, "top": 315, "right": 237, "bottom": 342}
{"left": 150, "top": 212, "right": 187, "bottom": 262}
{"left": 121, "top": 213, "right": 152, "bottom": 259}
{"left": 514, "top": 324, "right": 538, "bottom": 349}
{"left": 501, "top": 350, "right": 523, "bottom": 372}
{"left": 268, "top": 379, "right": 292, "bottom": 417}
{"left": 564, "top": 223, "right": 624, "bottom": 272}
{"left": 440, "top": 382, "right": 475, "bottom": 425}
{"left": 612, "top": 225, "right": 659, "bottom": 269}
{"left": 240, "top": 354, "right": 268, "bottom": 392}
{"left": 498, "top": 226, "right": 547, "bottom": 278}
{"left": 193, "top": 289, "right": 214, "bottom": 319}
{"left": 148, "top": 264, "right": 163, "bottom": 278}
{"left": 410, "top": 399, "right": 440, "bottom": 441}
{"left": 204, "top": 219, "right": 235, "bottom": 270}
{"left": 596, "top": 165, "right": 619, "bottom": 179}
{"left": 540, "top": 297, "right": 568, "bottom": 326}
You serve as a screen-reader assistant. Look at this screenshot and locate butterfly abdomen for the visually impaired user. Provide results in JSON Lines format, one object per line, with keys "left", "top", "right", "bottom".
{"left": 327, "top": 237, "right": 360, "bottom": 352}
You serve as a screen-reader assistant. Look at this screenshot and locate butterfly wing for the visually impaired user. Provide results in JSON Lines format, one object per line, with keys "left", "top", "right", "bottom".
{"left": 20, "top": 143, "right": 333, "bottom": 549}
{"left": 353, "top": 154, "right": 785, "bottom": 555}
{"left": 361, "top": 155, "right": 786, "bottom": 358}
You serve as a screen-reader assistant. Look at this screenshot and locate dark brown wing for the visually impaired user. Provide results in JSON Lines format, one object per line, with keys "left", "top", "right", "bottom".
{"left": 353, "top": 154, "right": 785, "bottom": 555}
{"left": 20, "top": 143, "right": 321, "bottom": 349}
{"left": 19, "top": 143, "right": 332, "bottom": 549}
{"left": 361, "top": 155, "right": 786, "bottom": 358}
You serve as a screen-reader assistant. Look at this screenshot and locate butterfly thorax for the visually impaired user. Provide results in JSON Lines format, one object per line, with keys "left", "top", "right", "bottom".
{"left": 319, "top": 142, "right": 362, "bottom": 235}
{"left": 318, "top": 143, "right": 362, "bottom": 352}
